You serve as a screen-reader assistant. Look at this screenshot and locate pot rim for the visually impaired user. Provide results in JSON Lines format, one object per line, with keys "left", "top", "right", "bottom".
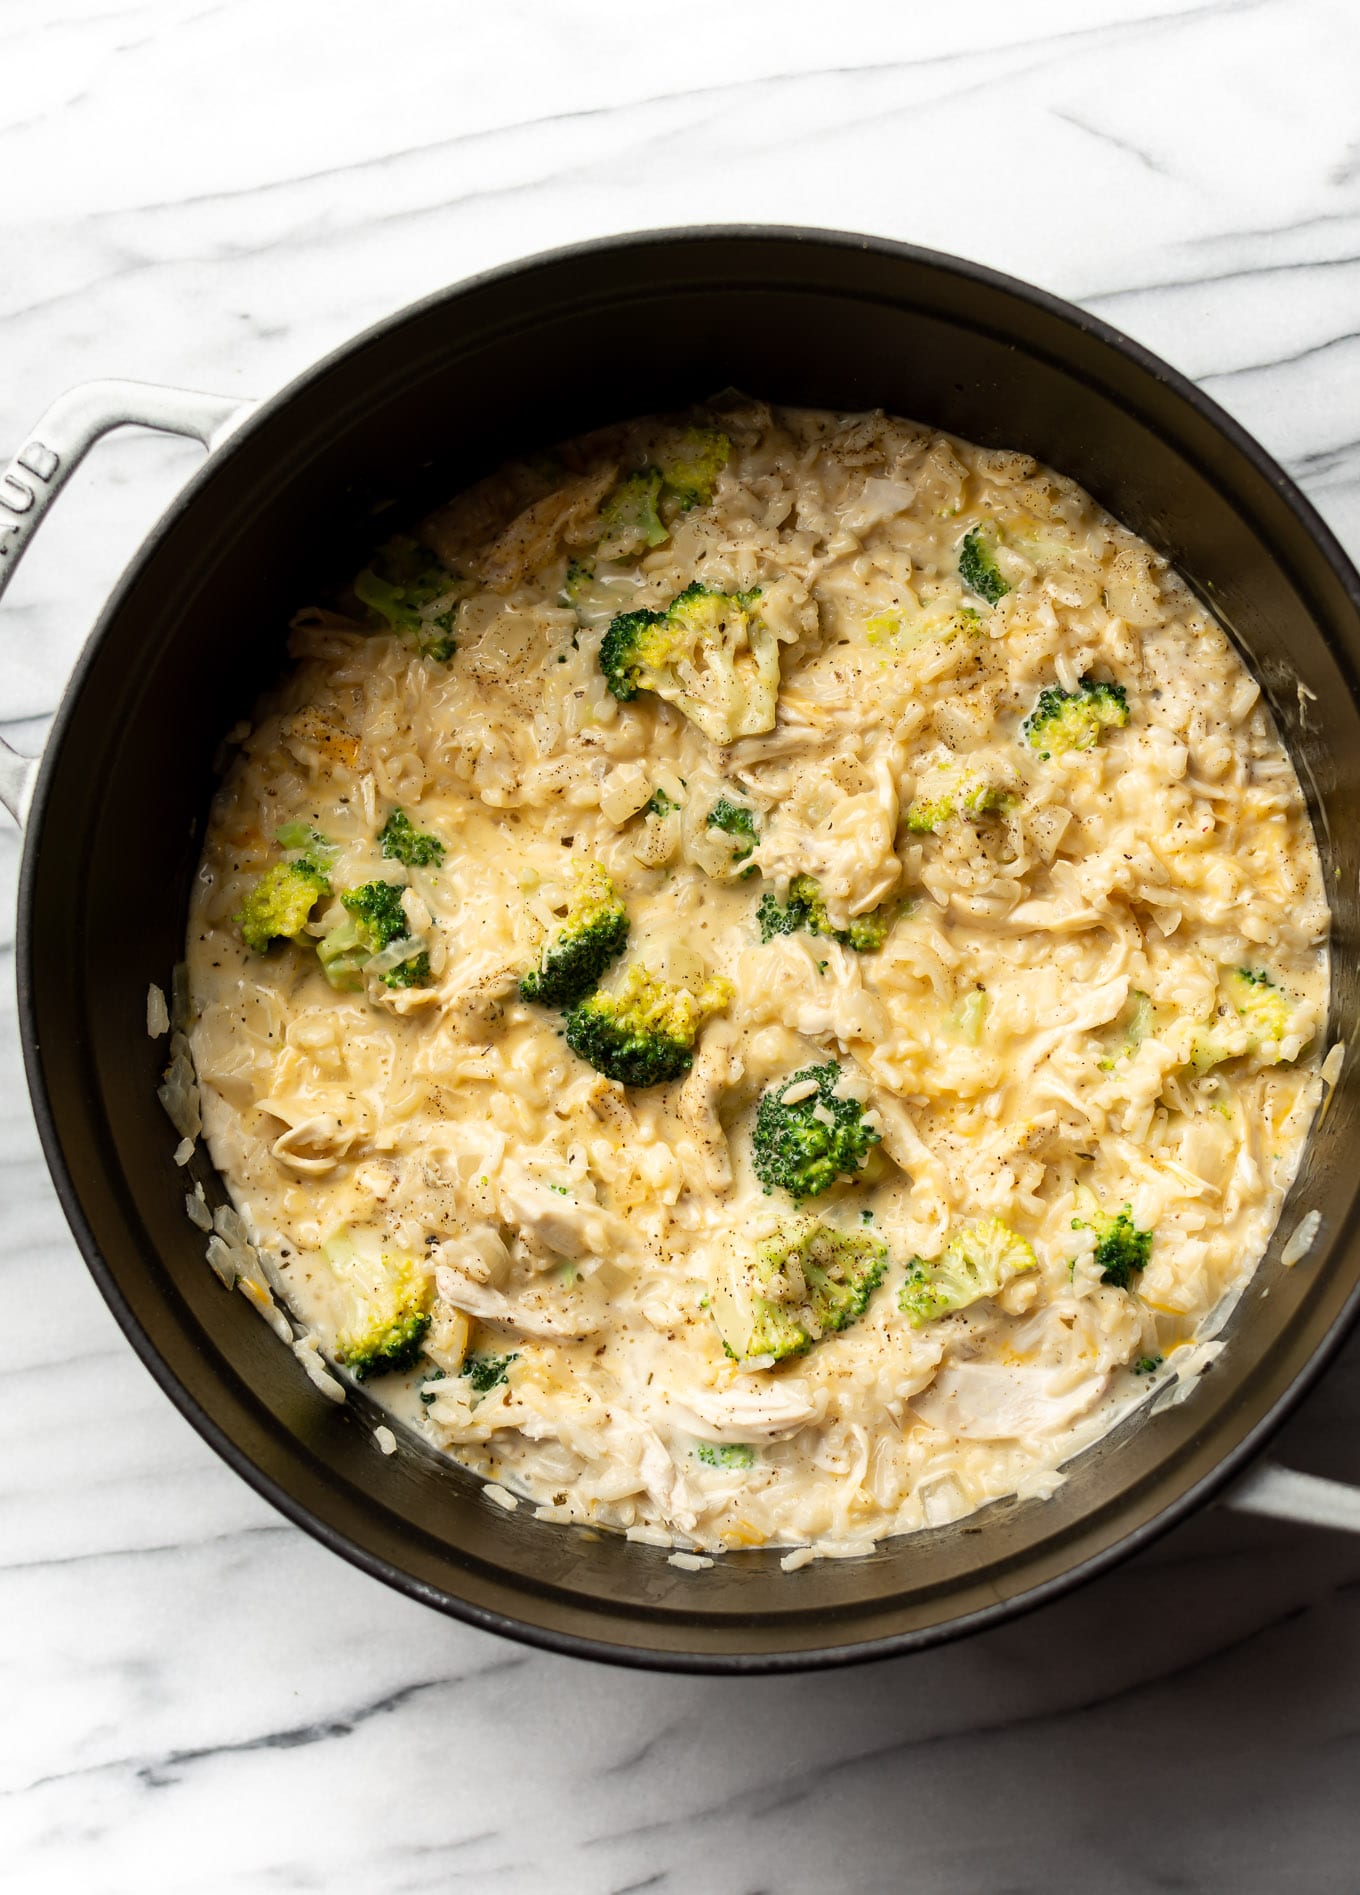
{"left": 18, "top": 223, "right": 1360, "bottom": 1672}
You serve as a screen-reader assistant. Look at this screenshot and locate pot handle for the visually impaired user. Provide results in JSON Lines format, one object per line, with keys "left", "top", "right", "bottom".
{"left": 1222, "top": 1459, "right": 1360, "bottom": 1532}
{"left": 0, "top": 378, "right": 256, "bottom": 826}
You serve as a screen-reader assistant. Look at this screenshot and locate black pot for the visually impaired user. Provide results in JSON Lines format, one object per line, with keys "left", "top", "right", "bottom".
{"left": 7, "top": 228, "right": 1360, "bottom": 1672}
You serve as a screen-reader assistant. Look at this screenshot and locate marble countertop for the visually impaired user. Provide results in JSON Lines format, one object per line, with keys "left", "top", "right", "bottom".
{"left": 7, "top": 1, "right": 1360, "bottom": 1885}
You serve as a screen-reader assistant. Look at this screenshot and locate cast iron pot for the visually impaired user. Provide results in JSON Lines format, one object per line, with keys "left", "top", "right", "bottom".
{"left": 5, "top": 228, "right": 1360, "bottom": 1673}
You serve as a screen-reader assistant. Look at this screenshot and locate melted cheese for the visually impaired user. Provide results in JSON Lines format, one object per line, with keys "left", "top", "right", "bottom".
{"left": 185, "top": 402, "right": 1329, "bottom": 1555}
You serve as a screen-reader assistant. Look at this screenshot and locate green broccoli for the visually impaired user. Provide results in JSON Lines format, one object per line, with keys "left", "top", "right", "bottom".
{"left": 694, "top": 1441, "right": 757, "bottom": 1469}
{"left": 589, "top": 432, "right": 729, "bottom": 565}
{"left": 1023, "top": 677, "right": 1129, "bottom": 758}
{"left": 1133, "top": 1354, "right": 1164, "bottom": 1376}
{"left": 708, "top": 797, "right": 758, "bottom": 866}
{"left": 339, "top": 1306, "right": 431, "bottom": 1379}
{"left": 647, "top": 788, "right": 678, "bottom": 818}
{"left": 958, "top": 526, "right": 1009, "bottom": 605}
{"left": 865, "top": 603, "right": 983, "bottom": 651}
{"left": 756, "top": 878, "right": 823, "bottom": 943}
{"left": 843, "top": 910, "right": 891, "bottom": 952}
{"left": 316, "top": 917, "right": 373, "bottom": 990}
{"left": 1232, "top": 967, "right": 1297, "bottom": 1043}
{"left": 660, "top": 427, "right": 730, "bottom": 510}
{"left": 323, "top": 1235, "right": 432, "bottom": 1381}
{"left": 519, "top": 862, "right": 629, "bottom": 1008}
{"left": 378, "top": 808, "right": 445, "bottom": 869}
{"left": 948, "top": 989, "right": 989, "bottom": 1044}
{"left": 752, "top": 1063, "right": 881, "bottom": 1200}
{"left": 562, "top": 962, "right": 732, "bottom": 1086}
{"left": 318, "top": 879, "right": 429, "bottom": 991}
{"left": 596, "top": 469, "right": 668, "bottom": 561}
{"left": 353, "top": 537, "right": 463, "bottom": 662}
{"left": 1074, "top": 1203, "right": 1153, "bottom": 1291}
{"left": 342, "top": 879, "right": 408, "bottom": 948}
{"left": 1189, "top": 967, "right": 1308, "bottom": 1072}
{"left": 905, "top": 766, "right": 1011, "bottom": 835}
{"left": 461, "top": 1351, "right": 518, "bottom": 1397}
{"left": 899, "top": 1218, "right": 1038, "bottom": 1327}
{"left": 1099, "top": 990, "right": 1154, "bottom": 1071}
{"left": 382, "top": 951, "right": 432, "bottom": 989}
{"left": 756, "top": 874, "right": 891, "bottom": 953}
{"left": 275, "top": 821, "right": 339, "bottom": 866}
{"left": 561, "top": 559, "right": 593, "bottom": 612}
{"left": 235, "top": 859, "right": 331, "bottom": 954}
{"left": 599, "top": 581, "right": 780, "bottom": 744}
{"left": 711, "top": 1219, "right": 888, "bottom": 1366}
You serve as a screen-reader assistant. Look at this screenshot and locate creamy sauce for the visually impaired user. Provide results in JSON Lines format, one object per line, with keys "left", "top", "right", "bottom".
{"left": 183, "top": 402, "right": 1329, "bottom": 1556}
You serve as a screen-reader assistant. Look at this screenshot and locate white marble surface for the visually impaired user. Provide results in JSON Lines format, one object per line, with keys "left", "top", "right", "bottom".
{"left": 6, "top": 0, "right": 1360, "bottom": 1884}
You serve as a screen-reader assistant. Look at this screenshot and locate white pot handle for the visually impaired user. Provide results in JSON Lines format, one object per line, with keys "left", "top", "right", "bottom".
{"left": 1223, "top": 1460, "right": 1360, "bottom": 1532}
{"left": 0, "top": 379, "right": 256, "bottom": 826}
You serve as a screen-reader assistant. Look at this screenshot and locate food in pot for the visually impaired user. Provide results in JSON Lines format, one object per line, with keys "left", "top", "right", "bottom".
{"left": 176, "top": 400, "right": 1331, "bottom": 1557}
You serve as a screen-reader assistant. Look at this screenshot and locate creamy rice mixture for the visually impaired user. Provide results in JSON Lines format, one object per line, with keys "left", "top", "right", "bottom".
{"left": 177, "top": 400, "right": 1330, "bottom": 1557}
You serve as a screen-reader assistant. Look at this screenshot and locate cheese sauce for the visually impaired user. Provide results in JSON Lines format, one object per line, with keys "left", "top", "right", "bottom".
{"left": 183, "top": 401, "right": 1330, "bottom": 1556}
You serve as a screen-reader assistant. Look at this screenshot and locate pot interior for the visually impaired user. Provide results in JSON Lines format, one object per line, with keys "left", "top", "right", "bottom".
{"left": 22, "top": 231, "right": 1360, "bottom": 1666}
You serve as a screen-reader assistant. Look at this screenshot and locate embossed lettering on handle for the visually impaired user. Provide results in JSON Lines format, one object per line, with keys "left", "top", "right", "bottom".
{"left": 0, "top": 379, "right": 256, "bottom": 826}
{"left": 0, "top": 441, "right": 59, "bottom": 564}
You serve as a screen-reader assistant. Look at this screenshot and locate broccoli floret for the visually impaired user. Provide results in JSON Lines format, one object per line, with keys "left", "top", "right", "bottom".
{"left": 378, "top": 808, "right": 445, "bottom": 868}
{"left": 708, "top": 797, "right": 758, "bottom": 864}
{"left": 520, "top": 862, "right": 629, "bottom": 1008}
{"left": 712, "top": 1219, "right": 888, "bottom": 1365}
{"left": 756, "top": 873, "right": 891, "bottom": 953}
{"left": 589, "top": 432, "right": 729, "bottom": 563}
{"left": 899, "top": 1218, "right": 1037, "bottom": 1327}
{"left": 756, "top": 880, "right": 816, "bottom": 942}
{"left": 382, "top": 950, "right": 432, "bottom": 989}
{"left": 694, "top": 1441, "right": 756, "bottom": 1469}
{"left": 275, "top": 821, "right": 339, "bottom": 866}
{"left": 660, "top": 427, "right": 730, "bottom": 510}
{"left": 1232, "top": 966, "right": 1296, "bottom": 1042}
{"left": 647, "top": 788, "right": 678, "bottom": 818}
{"left": 1074, "top": 1203, "right": 1153, "bottom": 1291}
{"left": 948, "top": 989, "right": 989, "bottom": 1044}
{"left": 341, "top": 879, "right": 408, "bottom": 948}
{"left": 561, "top": 559, "right": 593, "bottom": 611}
{"left": 236, "top": 859, "right": 330, "bottom": 954}
{"left": 865, "top": 603, "right": 982, "bottom": 651}
{"left": 905, "top": 766, "right": 1011, "bottom": 834}
{"left": 753, "top": 1063, "right": 881, "bottom": 1200}
{"left": 1189, "top": 967, "right": 1308, "bottom": 1072}
{"left": 325, "top": 1239, "right": 432, "bottom": 1381}
{"left": 319, "top": 880, "right": 429, "bottom": 992}
{"left": 1023, "top": 677, "right": 1129, "bottom": 758}
{"left": 353, "top": 537, "right": 462, "bottom": 662}
{"left": 597, "top": 469, "right": 668, "bottom": 561}
{"left": 1133, "top": 1353, "right": 1164, "bottom": 1376}
{"left": 562, "top": 962, "right": 732, "bottom": 1086}
{"left": 316, "top": 915, "right": 372, "bottom": 990}
{"left": 958, "top": 526, "right": 1009, "bottom": 605}
{"left": 461, "top": 1351, "right": 518, "bottom": 1397}
{"left": 599, "top": 581, "right": 780, "bottom": 744}
{"left": 841, "top": 909, "right": 891, "bottom": 952}
{"left": 339, "top": 1307, "right": 431, "bottom": 1379}
{"left": 1099, "top": 990, "right": 1154, "bottom": 1071}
